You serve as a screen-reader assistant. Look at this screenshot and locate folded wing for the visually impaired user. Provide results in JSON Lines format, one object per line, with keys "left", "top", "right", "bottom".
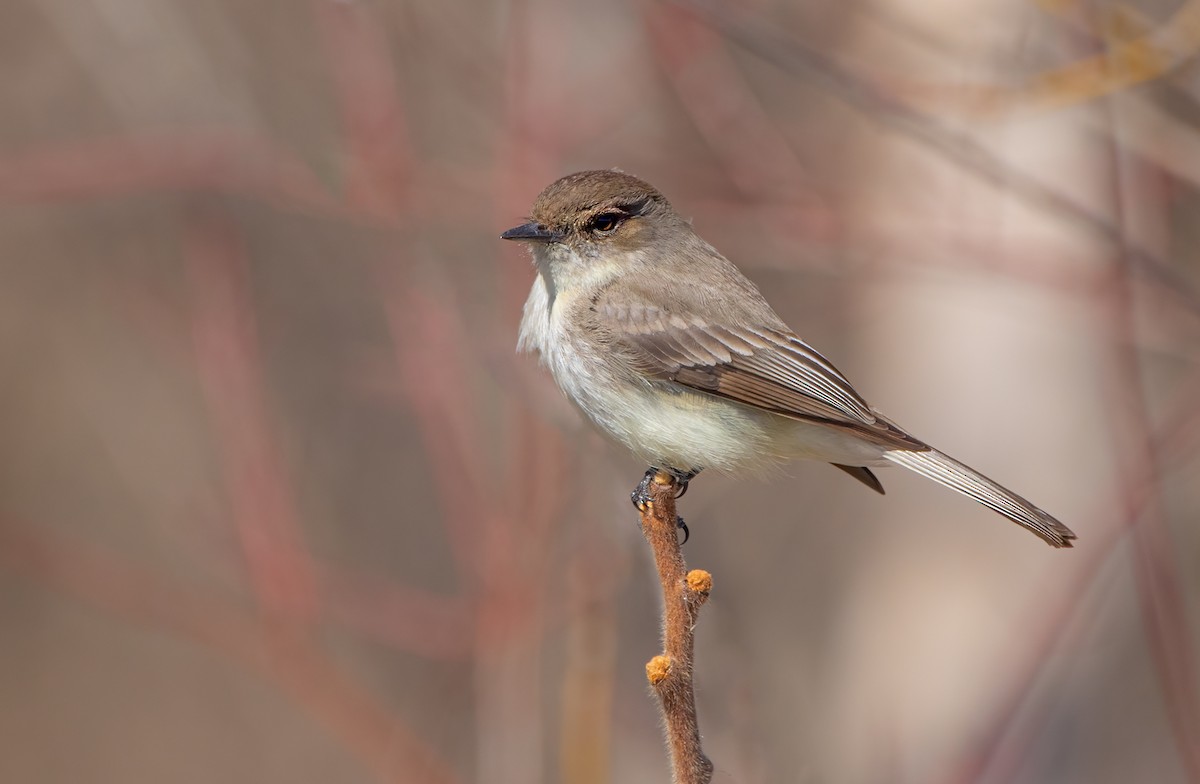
{"left": 597, "top": 299, "right": 922, "bottom": 451}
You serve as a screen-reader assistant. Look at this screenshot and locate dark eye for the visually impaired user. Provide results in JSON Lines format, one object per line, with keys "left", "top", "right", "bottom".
{"left": 590, "top": 212, "right": 623, "bottom": 234}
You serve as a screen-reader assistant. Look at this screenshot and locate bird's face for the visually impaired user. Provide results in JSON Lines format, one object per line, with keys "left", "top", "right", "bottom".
{"left": 501, "top": 170, "right": 686, "bottom": 296}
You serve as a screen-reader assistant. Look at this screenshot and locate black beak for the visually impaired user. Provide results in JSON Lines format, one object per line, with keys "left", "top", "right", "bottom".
{"left": 500, "top": 222, "right": 561, "bottom": 243}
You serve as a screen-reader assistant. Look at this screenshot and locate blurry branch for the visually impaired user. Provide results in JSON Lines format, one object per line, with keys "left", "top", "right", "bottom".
{"left": 2, "top": 0, "right": 574, "bottom": 779}
{"left": 315, "top": 2, "right": 574, "bottom": 776}
{"left": 181, "top": 211, "right": 471, "bottom": 782}
{"left": 379, "top": 264, "right": 570, "bottom": 783}
{"left": 559, "top": 550, "right": 620, "bottom": 784}
{"left": 0, "top": 3, "right": 415, "bottom": 224}
{"left": 936, "top": 370, "right": 1200, "bottom": 784}
{"left": 317, "top": 565, "right": 474, "bottom": 660}
{"left": 643, "top": 6, "right": 814, "bottom": 201}
{"left": 667, "top": 0, "right": 1200, "bottom": 316}
{"left": 937, "top": 86, "right": 1200, "bottom": 784}
{"left": 0, "top": 522, "right": 461, "bottom": 784}
{"left": 1154, "top": 369, "right": 1200, "bottom": 468}
{"left": 1026, "top": 1, "right": 1200, "bottom": 109}
{"left": 383, "top": 278, "right": 492, "bottom": 580}
{"left": 637, "top": 472, "right": 714, "bottom": 784}
{"left": 314, "top": 0, "right": 411, "bottom": 218}
{"left": 187, "top": 212, "right": 318, "bottom": 621}
{"left": 0, "top": 133, "right": 342, "bottom": 212}
{"left": 1098, "top": 114, "right": 1200, "bottom": 781}
{"left": 873, "top": 1, "right": 1200, "bottom": 112}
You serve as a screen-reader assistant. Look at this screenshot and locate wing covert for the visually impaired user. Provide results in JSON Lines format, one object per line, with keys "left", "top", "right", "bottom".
{"left": 596, "top": 298, "right": 923, "bottom": 450}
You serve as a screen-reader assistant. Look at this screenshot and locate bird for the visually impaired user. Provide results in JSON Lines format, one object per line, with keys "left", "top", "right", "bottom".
{"left": 502, "top": 169, "right": 1076, "bottom": 548}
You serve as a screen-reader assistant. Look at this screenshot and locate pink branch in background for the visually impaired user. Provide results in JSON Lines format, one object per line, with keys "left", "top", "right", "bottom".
{"left": 314, "top": 0, "right": 412, "bottom": 219}
{"left": 317, "top": 564, "right": 473, "bottom": 660}
{"left": 187, "top": 212, "right": 319, "bottom": 622}
{"left": 0, "top": 133, "right": 339, "bottom": 212}
{"left": 382, "top": 277, "right": 492, "bottom": 581}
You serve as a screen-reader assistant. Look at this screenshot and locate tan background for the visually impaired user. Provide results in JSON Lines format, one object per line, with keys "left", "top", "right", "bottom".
{"left": 1, "top": 1, "right": 1199, "bottom": 782}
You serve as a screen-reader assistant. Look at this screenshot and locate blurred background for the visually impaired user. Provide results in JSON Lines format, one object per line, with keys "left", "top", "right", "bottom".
{"left": 1, "top": 0, "right": 1199, "bottom": 782}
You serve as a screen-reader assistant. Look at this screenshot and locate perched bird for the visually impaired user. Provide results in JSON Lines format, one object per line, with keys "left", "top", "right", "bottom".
{"left": 502, "top": 170, "right": 1076, "bottom": 547}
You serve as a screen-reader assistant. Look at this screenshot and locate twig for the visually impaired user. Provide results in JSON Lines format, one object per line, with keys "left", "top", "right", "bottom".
{"left": 637, "top": 471, "right": 715, "bottom": 784}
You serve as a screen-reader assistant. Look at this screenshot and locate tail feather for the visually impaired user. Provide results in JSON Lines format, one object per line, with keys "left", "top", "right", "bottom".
{"left": 883, "top": 449, "right": 1076, "bottom": 548}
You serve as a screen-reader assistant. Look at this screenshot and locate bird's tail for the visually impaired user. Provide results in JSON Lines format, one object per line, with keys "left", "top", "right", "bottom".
{"left": 883, "top": 448, "right": 1076, "bottom": 548}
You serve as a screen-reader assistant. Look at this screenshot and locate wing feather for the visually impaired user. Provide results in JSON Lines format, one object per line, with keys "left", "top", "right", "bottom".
{"left": 596, "top": 299, "right": 922, "bottom": 450}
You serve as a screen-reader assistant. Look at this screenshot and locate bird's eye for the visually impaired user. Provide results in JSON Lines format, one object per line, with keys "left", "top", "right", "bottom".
{"left": 590, "top": 212, "right": 623, "bottom": 235}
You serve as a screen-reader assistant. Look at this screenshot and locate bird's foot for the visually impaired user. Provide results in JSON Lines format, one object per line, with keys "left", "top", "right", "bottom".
{"left": 631, "top": 467, "right": 699, "bottom": 508}
{"left": 631, "top": 468, "right": 659, "bottom": 511}
{"left": 670, "top": 468, "right": 700, "bottom": 499}
{"left": 630, "top": 467, "right": 696, "bottom": 545}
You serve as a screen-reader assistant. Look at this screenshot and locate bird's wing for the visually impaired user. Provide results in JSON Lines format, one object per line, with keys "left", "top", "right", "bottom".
{"left": 594, "top": 295, "right": 924, "bottom": 451}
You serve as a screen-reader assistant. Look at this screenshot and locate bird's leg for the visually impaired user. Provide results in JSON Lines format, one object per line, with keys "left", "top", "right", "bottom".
{"left": 631, "top": 467, "right": 694, "bottom": 545}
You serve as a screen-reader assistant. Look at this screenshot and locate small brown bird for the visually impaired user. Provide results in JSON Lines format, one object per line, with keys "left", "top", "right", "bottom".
{"left": 503, "top": 170, "right": 1076, "bottom": 547}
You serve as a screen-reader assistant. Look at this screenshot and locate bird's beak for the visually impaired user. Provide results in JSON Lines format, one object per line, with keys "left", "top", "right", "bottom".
{"left": 500, "top": 222, "right": 561, "bottom": 243}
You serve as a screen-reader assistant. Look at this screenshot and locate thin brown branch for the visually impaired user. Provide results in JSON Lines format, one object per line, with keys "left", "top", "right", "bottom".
{"left": 637, "top": 471, "right": 714, "bottom": 784}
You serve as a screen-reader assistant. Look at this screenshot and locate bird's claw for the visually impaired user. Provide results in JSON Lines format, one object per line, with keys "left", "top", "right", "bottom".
{"left": 631, "top": 468, "right": 694, "bottom": 545}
